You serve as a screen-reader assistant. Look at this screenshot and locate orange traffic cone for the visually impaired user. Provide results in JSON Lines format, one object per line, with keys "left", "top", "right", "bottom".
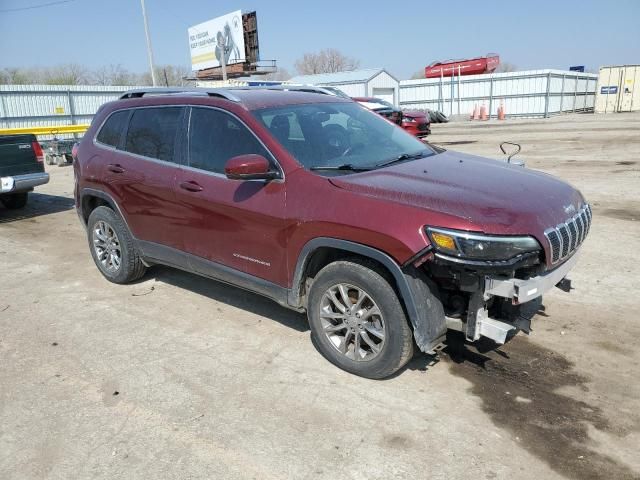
{"left": 498, "top": 103, "right": 506, "bottom": 120}
{"left": 479, "top": 104, "right": 488, "bottom": 121}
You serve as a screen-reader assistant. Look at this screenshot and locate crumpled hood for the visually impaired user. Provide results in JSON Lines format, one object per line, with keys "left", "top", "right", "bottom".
{"left": 329, "top": 150, "right": 585, "bottom": 237}
{"left": 403, "top": 111, "right": 427, "bottom": 120}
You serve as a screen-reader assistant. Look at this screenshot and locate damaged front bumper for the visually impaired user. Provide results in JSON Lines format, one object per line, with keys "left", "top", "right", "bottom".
{"left": 447, "top": 253, "right": 579, "bottom": 344}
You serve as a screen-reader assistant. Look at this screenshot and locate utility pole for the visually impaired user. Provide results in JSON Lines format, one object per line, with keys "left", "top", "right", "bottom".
{"left": 140, "top": 0, "right": 157, "bottom": 86}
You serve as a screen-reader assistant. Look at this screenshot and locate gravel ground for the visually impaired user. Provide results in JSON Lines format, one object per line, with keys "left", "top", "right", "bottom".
{"left": 1, "top": 112, "right": 639, "bottom": 480}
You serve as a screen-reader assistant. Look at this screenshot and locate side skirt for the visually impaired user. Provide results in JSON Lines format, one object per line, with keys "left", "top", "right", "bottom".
{"left": 137, "top": 240, "right": 300, "bottom": 311}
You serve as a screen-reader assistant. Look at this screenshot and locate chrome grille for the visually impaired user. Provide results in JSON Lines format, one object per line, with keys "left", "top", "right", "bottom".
{"left": 559, "top": 224, "right": 570, "bottom": 257}
{"left": 567, "top": 221, "right": 578, "bottom": 250}
{"left": 576, "top": 214, "right": 585, "bottom": 243}
{"left": 544, "top": 204, "right": 592, "bottom": 265}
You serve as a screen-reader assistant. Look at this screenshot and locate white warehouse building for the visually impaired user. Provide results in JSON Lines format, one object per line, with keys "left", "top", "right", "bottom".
{"left": 288, "top": 68, "right": 400, "bottom": 106}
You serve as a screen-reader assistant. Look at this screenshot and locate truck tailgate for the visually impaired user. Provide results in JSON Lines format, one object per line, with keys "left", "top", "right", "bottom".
{"left": 0, "top": 134, "right": 45, "bottom": 177}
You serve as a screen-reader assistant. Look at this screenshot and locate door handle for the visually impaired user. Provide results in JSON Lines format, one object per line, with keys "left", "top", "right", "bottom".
{"left": 179, "top": 181, "right": 203, "bottom": 192}
{"left": 107, "top": 164, "right": 125, "bottom": 174}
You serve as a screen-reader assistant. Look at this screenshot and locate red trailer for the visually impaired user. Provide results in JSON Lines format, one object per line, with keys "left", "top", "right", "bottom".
{"left": 424, "top": 54, "right": 500, "bottom": 78}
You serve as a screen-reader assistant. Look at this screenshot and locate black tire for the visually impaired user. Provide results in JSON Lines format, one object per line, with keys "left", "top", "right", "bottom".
{"left": 1, "top": 192, "right": 28, "bottom": 209}
{"left": 307, "top": 259, "right": 414, "bottom": 379}
{"left": 435, "top": 111, "right": 449, "bottom": 123}
{"left": 87, "top": 206, "right": 146, "bottom": 284}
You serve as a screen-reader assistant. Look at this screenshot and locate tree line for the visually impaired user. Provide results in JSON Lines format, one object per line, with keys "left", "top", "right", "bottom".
{"left": 0, "top": 64, "right": 194, "bottom": 86}
{"left": 1, "top": 50, "right": 520, "bottom": 85}
{"left": 0, "top": 49, "right": 363, "bottom": 85}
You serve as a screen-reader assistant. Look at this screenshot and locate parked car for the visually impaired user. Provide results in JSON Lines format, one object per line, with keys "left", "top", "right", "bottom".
{"left": 0, "top": 134, "right": 49, "bottom": 209}
{"left": 352, "top": 97, "right": 403, "bottom": 126}
{"left": 74, "top": 86, "right": 590, "bottom": 379}
{"left": 401, "top": 110, "right": 431, "bottom": 138}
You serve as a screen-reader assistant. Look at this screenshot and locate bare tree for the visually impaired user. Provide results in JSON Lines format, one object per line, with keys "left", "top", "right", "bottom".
{"left": 294, "top": 49, "right": 360, "bottom": 75}
{"left": 495, "top": 62, "right": 518, "bottom": 73}
{"left": 139, "top": 65, "right": 193, "bottom": 86}
{"left": 1, "top": 68, "right": 32, "bottom": 84}
{"left": 410, "top": 70, "right": 425, "bottom": 80}
{"left": 41, "top": 63, "right": 89, "bottom": 85}
{"left": 92, "top": 64, "right": 138, "bottom": 86}
{"left": 0, "top": 64, "right": 193, "bottom": 86}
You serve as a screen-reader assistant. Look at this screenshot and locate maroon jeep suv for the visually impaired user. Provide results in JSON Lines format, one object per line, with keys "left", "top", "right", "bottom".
{"left": 74, "top": 87, "right": 590, "bottom": 379}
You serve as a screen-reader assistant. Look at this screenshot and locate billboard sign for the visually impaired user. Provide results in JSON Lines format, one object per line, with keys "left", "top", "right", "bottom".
{"left": 188, "top": 10, "right": 245, "bottom": 71}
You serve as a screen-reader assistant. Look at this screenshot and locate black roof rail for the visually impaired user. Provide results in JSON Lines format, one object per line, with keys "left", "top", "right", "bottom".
{"left": 232, "top": 85, "right": 334, "bottom": 95}
{"left": 119, "top": 87, "right": 242, "bottom": 102}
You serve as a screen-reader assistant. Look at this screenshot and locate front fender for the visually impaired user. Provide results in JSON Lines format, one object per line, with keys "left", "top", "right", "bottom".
{"left": 289, "top": 237, "right": 446, "bottom": 352}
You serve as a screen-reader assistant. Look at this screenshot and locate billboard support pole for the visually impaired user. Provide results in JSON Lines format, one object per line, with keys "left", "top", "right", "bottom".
{"left": 140, "top": 0, "right": 157, "bottom": 86}
{"left": 221, "top": 51, "right": 228, "bottom": 81}
{"left": 220, "top": 45, "right": 232, "bottom": 81}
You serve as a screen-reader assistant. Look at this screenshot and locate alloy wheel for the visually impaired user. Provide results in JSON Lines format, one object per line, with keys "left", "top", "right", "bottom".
{"left": 92, "top": 220, "right": 122, "bottom": 273}
{"left": 319, "top": 283, "right": 386, "bottom": 361}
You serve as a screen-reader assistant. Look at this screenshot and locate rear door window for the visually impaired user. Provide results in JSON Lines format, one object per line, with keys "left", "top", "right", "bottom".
{"left": 124, "top": 107, "right": 183, "bottom": 162}
{"left": 188, "top": 107, "right": 270, "bottom": 174}
{"left": 96, "top": 110, "right": 129, "bottom": 148}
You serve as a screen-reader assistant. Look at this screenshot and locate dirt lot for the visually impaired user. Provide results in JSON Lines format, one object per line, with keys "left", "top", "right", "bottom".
{"left": 1, "top": 112, "right": 639, "bottom": 480}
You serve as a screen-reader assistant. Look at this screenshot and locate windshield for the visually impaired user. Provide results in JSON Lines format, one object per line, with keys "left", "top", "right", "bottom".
{"left": 252, "top": 102, "right": 436, "bottom": 174}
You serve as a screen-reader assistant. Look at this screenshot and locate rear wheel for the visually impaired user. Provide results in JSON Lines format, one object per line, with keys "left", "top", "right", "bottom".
{"left": 1, "top": 192, "right": 28, "bottom": 209}
{"left": 307, "top": 259, "right": 414, "bottom": 379}
{"left": 87, "top": 206, "right": 146, "bottom": 284}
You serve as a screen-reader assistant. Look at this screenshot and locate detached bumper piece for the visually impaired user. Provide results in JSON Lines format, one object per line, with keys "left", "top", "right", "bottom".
{"left": 0, "top": 172, "right": 49, "bottom": 193}
{"left": 447, "top": 253, "right": 579, "bottom": 344}
{"left": 484, "top": 253, "right": 579, "bottom": 304}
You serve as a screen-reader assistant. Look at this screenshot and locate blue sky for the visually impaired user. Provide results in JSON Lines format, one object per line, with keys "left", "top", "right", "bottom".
{"left": 0, "top": 0, "right": 638, "bottom": 79}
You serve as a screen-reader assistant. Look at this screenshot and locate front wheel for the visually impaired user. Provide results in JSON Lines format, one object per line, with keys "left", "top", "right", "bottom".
{"left": 307, "top": 259, "right": 414, "bottom": 379}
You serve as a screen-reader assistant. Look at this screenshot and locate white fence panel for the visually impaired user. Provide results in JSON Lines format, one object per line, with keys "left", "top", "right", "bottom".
{"left": 399, "top": 70, "right": 597, "bottom": 118}
{"left": 0, "top": 84, "right": 143, "bottom": 139}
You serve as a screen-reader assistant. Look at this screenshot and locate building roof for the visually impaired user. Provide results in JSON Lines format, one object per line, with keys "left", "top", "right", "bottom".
{"left": 288, "top": 68, "right": 396, "bottom": 86}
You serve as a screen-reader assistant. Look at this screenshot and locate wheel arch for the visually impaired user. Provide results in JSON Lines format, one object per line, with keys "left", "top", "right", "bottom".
{"left": 289, "top": 238, "right": 446, "bottom": 352}
{"left": 80, "top": 188, "right": 129, "bottom": 230}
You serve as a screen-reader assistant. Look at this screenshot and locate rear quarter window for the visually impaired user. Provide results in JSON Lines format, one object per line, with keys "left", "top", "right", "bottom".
{"left": 124, "top": 107, "right": 182, "bottom": 162}
{"left": 96, "top": 110, "right": 129, "bottom": 147}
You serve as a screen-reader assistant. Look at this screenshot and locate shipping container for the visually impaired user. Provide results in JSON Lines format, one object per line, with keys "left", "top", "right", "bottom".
{"left": 595, "top": 65, "right": 640, "bottom": 113}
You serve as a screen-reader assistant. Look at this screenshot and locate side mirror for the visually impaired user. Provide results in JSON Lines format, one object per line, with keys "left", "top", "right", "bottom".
{"left": 224, "top": 154, "right": 278, "bottom": 180}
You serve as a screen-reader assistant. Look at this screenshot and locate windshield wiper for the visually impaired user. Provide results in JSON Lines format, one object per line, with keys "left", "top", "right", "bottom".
{"left": 309, "top": 164, "right": 373, "bottom": 172}
{"left": 375, "top": 151, "right": 429, "bottom": 168}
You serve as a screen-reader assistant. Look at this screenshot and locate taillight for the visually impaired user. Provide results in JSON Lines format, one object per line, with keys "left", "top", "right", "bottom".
{"left": 72, "top": 142, "right": 79, "bottom": 162}
{"left": 32, "top": 141, "right": 44, "bottom": 163}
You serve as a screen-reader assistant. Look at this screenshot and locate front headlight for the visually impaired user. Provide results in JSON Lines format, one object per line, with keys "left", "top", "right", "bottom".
{"left": 426, "top": 227, "right": 541, "bottom": 261}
